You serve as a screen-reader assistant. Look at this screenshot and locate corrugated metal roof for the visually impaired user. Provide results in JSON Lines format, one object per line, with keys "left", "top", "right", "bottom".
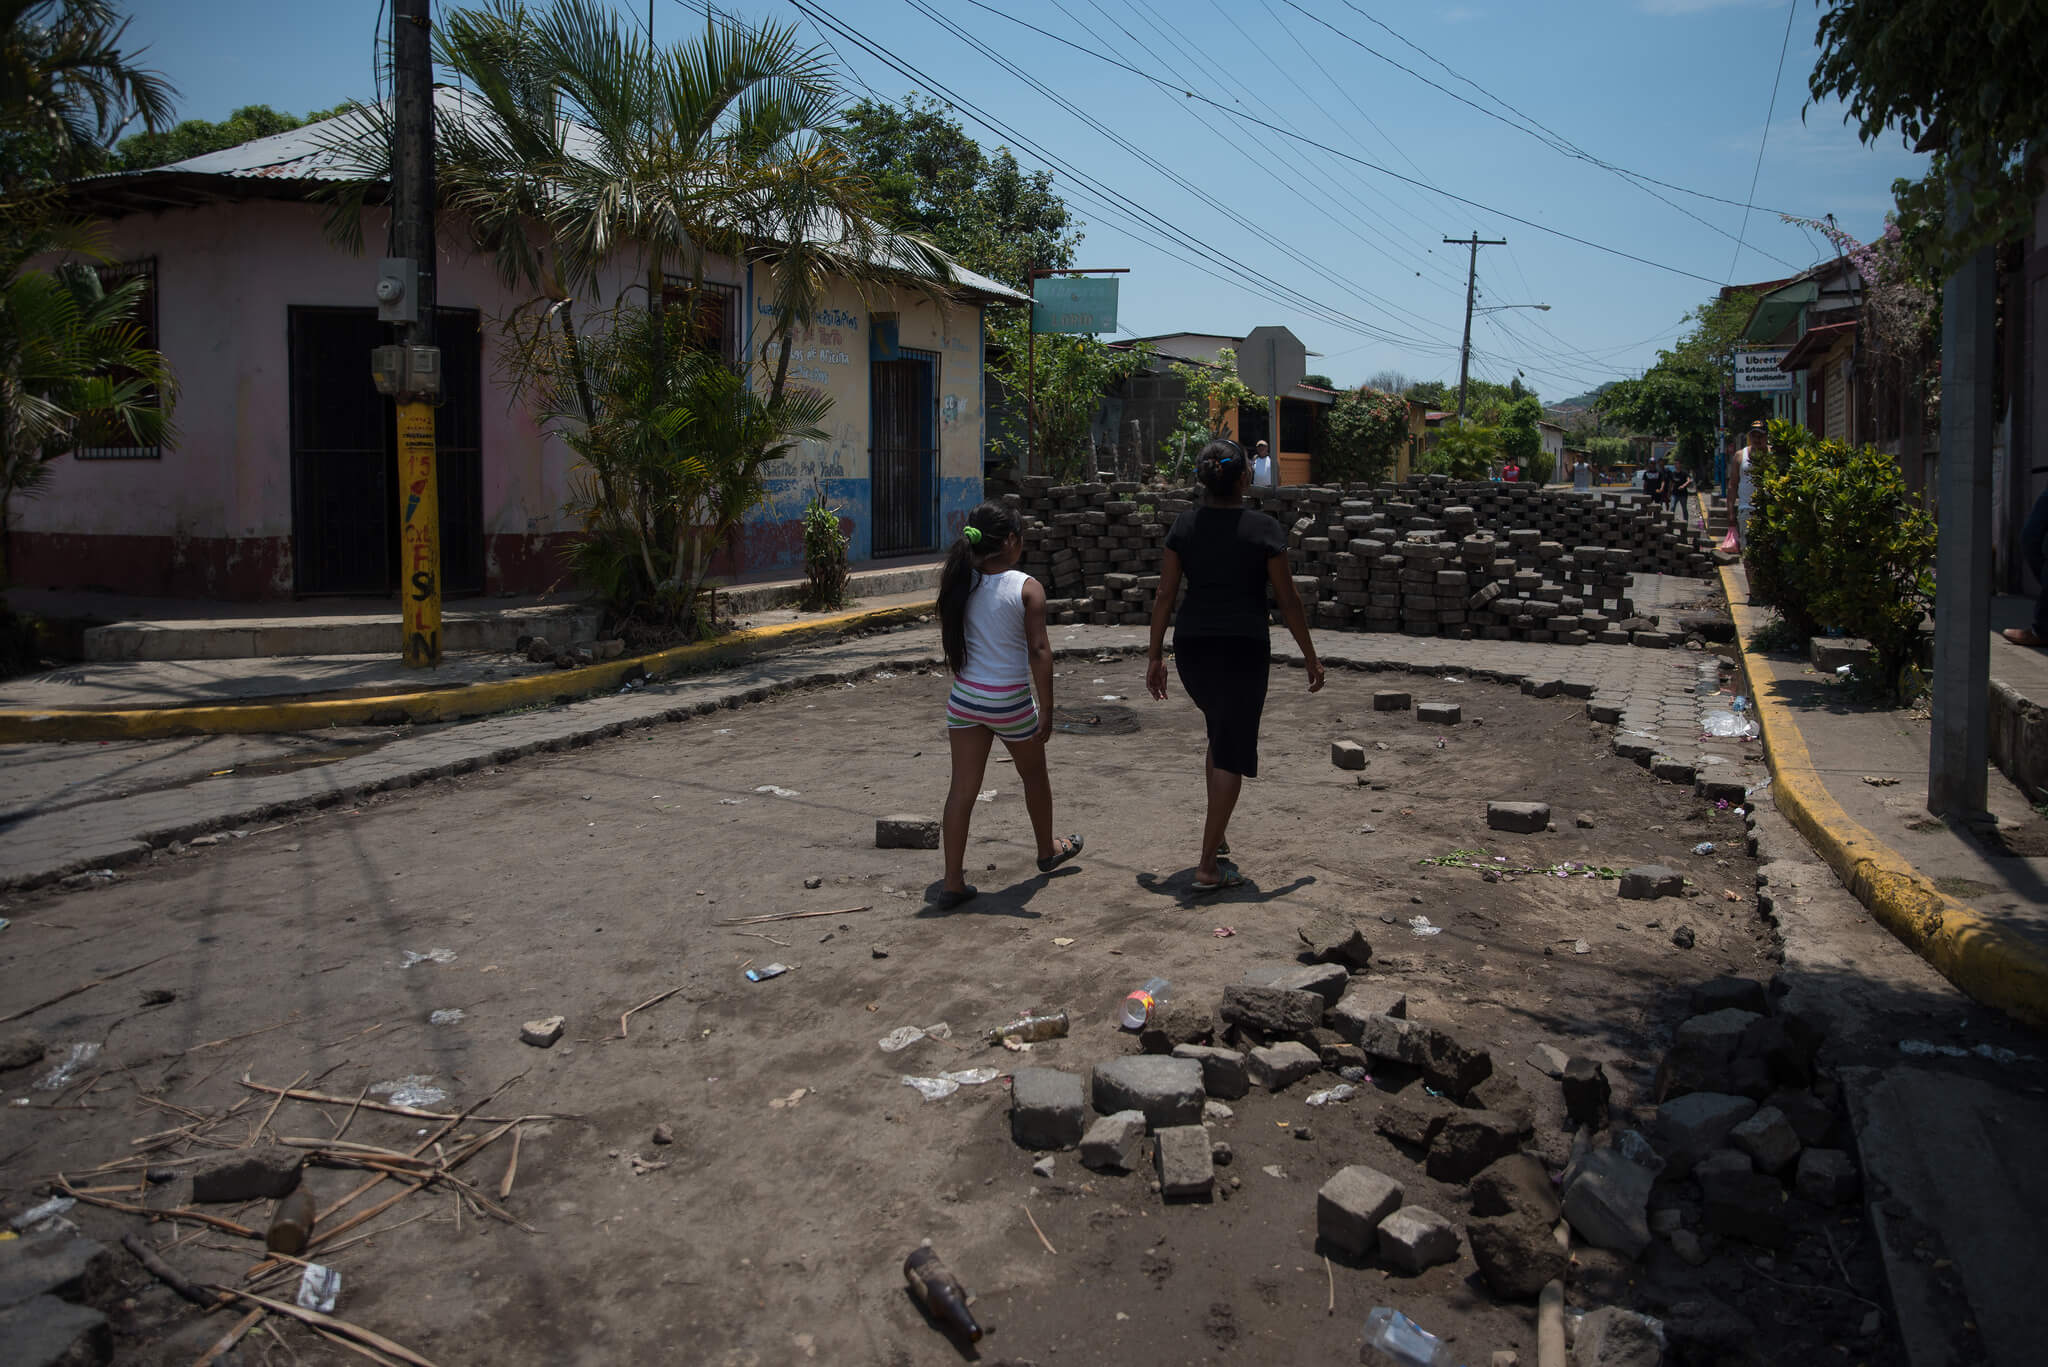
{"left": 75, "top": 87, "right": 1028, "bottom": 305}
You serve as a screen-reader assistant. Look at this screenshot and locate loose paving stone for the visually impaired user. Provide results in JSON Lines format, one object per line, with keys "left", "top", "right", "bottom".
{"left": 1618, "top": 865, "right": 1685, "bottom": 900}
{"left": 1376, "top": 1097, "right": 1453, "bottom": 1151}
{"left": 1689, "top": 975, "right": 1769, "bottom": 1017}
{"left": 1486, "top": 800, "right": 1551, "bottom": 834}
{"left": 1010, "top": 1068, "right": 1085, "bottom": 1150}
{"left": 0, "top": 1233, "right": 113, "bottom": 1312}
{"left": 1766, "top": 1089, "right": 1836, "bottom": 1147}
{"left": 1372, "top": 691, "right": 1411, "bottom": 711}
{"left": 1241, "top": 961, "right": 1350, "bottom": 1008}
{"left": 1693, "top": 1148, "right": 1752, "bottom": 1184}
{"left": 1316, "top": 1164, "right": 1404, "bottom": 1256}
{"left": 1296, "top": 908, "right": 1374, "bottom": 969}
{"left": 1247, "top": 1041, "right": 1321, "bottom": 1091}
{"left": 0, "top": 1030, "right": 45, "bottom": 1073}
{"left": 1650, "top": 755, "right": 1698, "bottom": 785}
{"left": 1090, "top": 1056, "right": 1204, "bottom": 1130}
{"left": 1079, "top": 1110, "right": 1147, "bottom": 1172}
{"left": 1561, "top": 1057, "right": 1611, "bottom": 1127}
{"left": 1328, "top": 982, "right": 1408, "bottom": 1040}
{"left": 1470, "top": 1072, "right": 1534, "bottom": 1129}
{"left": 1331, "top": 740, "right": 1368, "bottom": 770}
{"left": 1471, "top": 1153, "right": 1562, "bottom": 1224}
{"left": 0, "top": 1294, "right": 112, "bottom": 1367}
{"left": 1794, "top": 1148, "right": 1859, "bottom": 1205}
{"left": 190, "top": 1146, "right": 303, "bottom": 1203}
{"left": 1153, "top": 1125, "right": 1215, "bottom": 1199}
{"left": 1738, "top": 1013, "right": 1821, "bottom": 1089}
{"left": 1728, "top": 1105, "right": 1800, "bottom": 1174}
{"left": 1427, "top": 1110, "right": 1528, "bottom": 1183}
{"left": 1136, "top": 1000, "right": 1216, "bottom": 1054}
{"left": 1352, "top": 1015, "right": 1492, "bottom": 1097}
{"left": 874, "top": 814, "right": 939, "bottom": 849}
{"left": 1572, "top": 1305, "right": 1665, "bottom": 1367}
{"left": 1701, "top": 1167, "right": 1791, "bottom": 1247}
{"left": 1560, "top": 1148, "right": 1655, "bottom": 1259}
{"left": 1521, "top": 678, "right": 1562, "bottom": 699}
{"left": 1653, "top": 1093, "right": 1758, "bottom": 1177}
{"left": 1696, "top": 776, "right": 1747, "bottom": 803}
{"left": 1219, "top": 984, "right": 1323, "bottom": 1038}
{"left": 1203, "top": 1098, "right": 1234, "bottom": 1122}
{"left": 1675, "top": 1008, "right": 1761, "bottom": 1060}
{"left": 1416, "top": 702, "right": 1461, "bottom": 725}
{"left": 1377, "top": 1206, "right": 1461, "bottom": 1274}
{"left": 520, "top": 1016, "right": 565, "bottom": 1048}
{"left": 1172, "top": 1044, "right": 1251, "bottom": 1100}
{"left": 1587, "top": 702, "right": 1624, "bottom": 724}
{"left": 1525, "top": 1043, "right": 1570, "bottom": 1079}
{"left": 1632, "top": 630, "right": 1674, "bottom": 649}
{"left": 1468, "top": 1211, "right": 1568, "bottom": 1301}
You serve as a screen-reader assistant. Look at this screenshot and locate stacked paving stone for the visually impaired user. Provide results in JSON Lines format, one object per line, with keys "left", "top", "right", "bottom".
{"left": 1004, "top": 473, "right": 1713, "bottom": 641}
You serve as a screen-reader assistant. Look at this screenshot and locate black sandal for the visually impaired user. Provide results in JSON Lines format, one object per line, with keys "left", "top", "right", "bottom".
{"left": 935, "top": 885, "right": 978, "bottom": 910}
{"left": 1037, "top": 834, "right": 1085, "bottom": 873}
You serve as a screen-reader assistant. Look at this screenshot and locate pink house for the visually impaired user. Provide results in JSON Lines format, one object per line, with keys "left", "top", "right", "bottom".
{"left": 21, "top": 95, "right": 1022, "bottom": 601}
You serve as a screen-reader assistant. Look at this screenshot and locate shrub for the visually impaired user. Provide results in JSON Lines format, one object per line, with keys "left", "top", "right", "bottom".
{"left": 1420, "top": 421, "right": 1497, "bottom": 479}
{"left": 1320, "top": 386, "right": 1407, "bottom": 483}
{"left": 801, "top": 489, "right": 850, "bottom": 611}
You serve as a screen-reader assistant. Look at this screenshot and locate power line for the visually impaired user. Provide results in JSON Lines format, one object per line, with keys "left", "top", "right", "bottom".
{"left": 948, "top": 0, "right": 1732, "bottom": 286}
{"left": 1728, "top": 0, "right": 1799, "bottom": 282}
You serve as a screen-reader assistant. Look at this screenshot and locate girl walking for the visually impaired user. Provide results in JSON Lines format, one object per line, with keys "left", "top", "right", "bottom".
{"left": 1145, "top": 439, "right": 1324, "bottom": 892}
{"left": 936, "top": 502, "right": 1082, "bottom": 909}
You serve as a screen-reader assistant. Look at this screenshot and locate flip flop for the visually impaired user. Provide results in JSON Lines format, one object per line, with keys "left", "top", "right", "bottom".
{"left": 2002, "top": 628, "right": 2047, "bottom": 649}
{"left": 1189, "top": 868, "right": 1247, "bottom": 895}
{"left": 935, "top": 885, "right": 978, "bottom": 910}
{"left": 1037, "top": 834, "right": 1085, "bottom": 873}
{"left": 1216, "top": 840, "right": 1231, "bottom": 858}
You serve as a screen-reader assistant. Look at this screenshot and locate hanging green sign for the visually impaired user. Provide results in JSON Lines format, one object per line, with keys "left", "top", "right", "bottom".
{"left": 1031, "top": 276, "right": 1118, "bottom": 334}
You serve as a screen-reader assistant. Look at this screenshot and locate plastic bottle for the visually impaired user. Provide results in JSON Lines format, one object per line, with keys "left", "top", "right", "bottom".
{"left": 903, "top": 1242, "right": 981, "bottom": 1342}
{"left": 987, "top": 1010, "right": 1070, "bottom": 1046}
{"left": 267, "top": 1187, "right": 317, "bottom": 1254}
{"left": 1117, "top": 977, "right": 1170, "bottom": 1031}
{"left": 1359, "top": 1306, "right": 1454, "bottom": 1366}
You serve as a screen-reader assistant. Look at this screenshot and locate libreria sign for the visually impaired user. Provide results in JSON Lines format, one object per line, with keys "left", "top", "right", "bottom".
{"left": 1031, "top": 277, "right": 1118, "bottom": 335}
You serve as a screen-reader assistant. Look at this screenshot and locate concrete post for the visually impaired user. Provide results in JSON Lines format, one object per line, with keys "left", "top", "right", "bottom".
{"left": 1928, "top": 235, "right": 1997, "bottom": 819}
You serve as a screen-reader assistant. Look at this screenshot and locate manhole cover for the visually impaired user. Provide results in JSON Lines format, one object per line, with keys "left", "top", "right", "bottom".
{"left": 1051, "top": 704, "right": 1141, "bottom": 736}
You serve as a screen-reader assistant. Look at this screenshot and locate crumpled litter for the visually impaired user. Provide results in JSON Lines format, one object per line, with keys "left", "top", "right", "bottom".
{"left": 745, "top": 963, "right": 791, "bottom": 982}
{"left": 369, "top": 1075, "right": 448, "bottom": 1108}
{"left": 718, "top": 797, "right": 747, "bottom": 805}
{"left": 1305, "top": 1084, "right": 1359, "bottom": 1106}
{"left": 398, "top": 948, "right": 456, "bottom": 968}
{"left": 1692, "top": 842, "right": 1716, "bottom": 855}
{"left": 428, "top": 1009, "right": 465, "bottom": 1026}
{"left": 754, "top": 785, "right": 800, "bottom": 798}
{"left": 34, "top": 1042, "right": 100, "bottom": 1091}
{"left": 1408, "top": 916, "right": 1441, "bottom": 937}
{"left": 297, "top": 1263, "right": 341, "bottom": 1313}
{"left": 1212, "top": 926, "right": 1236, "bottom": 938}
{"left": 1701, "top": 710, "right": 1760, "bottom": 739}
{"left": 900, "top": 1067, "right": 1001, "bottom": 1101}
{"left": 976, "top": 789, "right": 997, "bottom": 803}
{"left": 877, "top": 1022, "right": 952, "bottom": 1053}
{"left": 10, "top": 1195, "right": 76, "bottom": 1230}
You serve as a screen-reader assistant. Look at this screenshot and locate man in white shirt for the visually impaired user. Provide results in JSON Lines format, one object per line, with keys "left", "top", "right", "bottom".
{"left": 1251, "top": 439, "right": 1275, "bottom": 489}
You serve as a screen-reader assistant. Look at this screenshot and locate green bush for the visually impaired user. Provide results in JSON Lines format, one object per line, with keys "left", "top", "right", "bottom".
{"left": 801, "top": 490, "right": 850, "bottom": 611}
{"left": 1745, "top": 420, "right": 1934, "bottom": 697}
{"left": 1320, "top": 387, "right": 1408, "bottom": 483}
{"left": 1420, "top": 421, "right": 1498, "bottom": 479}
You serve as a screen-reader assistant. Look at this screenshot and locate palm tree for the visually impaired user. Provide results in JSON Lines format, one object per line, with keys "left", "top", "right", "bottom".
{"left": 0, "top": 218, "right": 176, "bottom": 588}
{"left": 0, "top": 0, "right": 174, "bottom": 198}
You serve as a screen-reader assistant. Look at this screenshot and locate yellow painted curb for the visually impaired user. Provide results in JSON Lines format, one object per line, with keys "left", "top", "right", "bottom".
{"left": 0, "top": 601, "right": 935, "bottom": 744}
{"left": 1719, "top": 564, "right": 2048, "bottom": 1025}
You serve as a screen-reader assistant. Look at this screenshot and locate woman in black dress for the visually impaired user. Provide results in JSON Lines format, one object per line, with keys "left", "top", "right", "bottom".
{"left": 1145, "top": 439, "right": 1324, "bottom": 891}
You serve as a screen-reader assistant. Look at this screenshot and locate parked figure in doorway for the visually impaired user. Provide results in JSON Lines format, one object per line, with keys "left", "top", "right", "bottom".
{"left": 1145, "top": 439, "right": 1324, "bottom": 892}
{"left": 2002, "top": 483, "right": 2048, "bottom": 649}
{"left": 1250, "top": 439, "right": 1275, "bottom": 489}
{"left": 935, "top": 502, "right": 1082, "bottom": 909}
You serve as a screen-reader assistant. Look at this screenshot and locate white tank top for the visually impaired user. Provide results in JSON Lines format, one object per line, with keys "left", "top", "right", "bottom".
{"left": 961, "top": 569, "right": 1031, "bottom": 685}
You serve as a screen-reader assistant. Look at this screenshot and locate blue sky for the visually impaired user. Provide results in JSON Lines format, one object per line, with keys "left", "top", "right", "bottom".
{"left": 123, "top": 0, "right": 1924, "bottom": 399}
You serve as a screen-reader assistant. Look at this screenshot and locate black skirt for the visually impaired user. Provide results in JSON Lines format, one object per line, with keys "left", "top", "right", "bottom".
{"left": 1173, "top": 635, "right": 1270, "bottom": 777}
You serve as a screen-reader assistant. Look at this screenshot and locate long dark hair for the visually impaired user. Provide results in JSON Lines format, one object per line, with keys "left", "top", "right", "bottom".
{"left": 1196, "top": 438, "right": 1246, "bottom": 499}
{"left": 939, "top": 501, "right": 1024, "bottom": 674}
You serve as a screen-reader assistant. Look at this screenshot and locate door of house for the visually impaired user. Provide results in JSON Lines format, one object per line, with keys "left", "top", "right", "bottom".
{"left": 869, "top": 349, "right": 938, "bottom": 557}
{"left": 289, "top": 307, "right": 484, "bottom": 597}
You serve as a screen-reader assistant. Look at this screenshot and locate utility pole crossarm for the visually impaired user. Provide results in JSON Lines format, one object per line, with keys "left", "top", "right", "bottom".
{"left": 1446, "top": 233, "right": 1507, "bottom": 423}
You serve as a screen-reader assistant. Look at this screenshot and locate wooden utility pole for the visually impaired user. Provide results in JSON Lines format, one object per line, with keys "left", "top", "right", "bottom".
{"left": 1446, "top": 232, "right": 1505, "bottom": 422}
{"left": 391, "top": 0, "right": 441, "bottom": 667}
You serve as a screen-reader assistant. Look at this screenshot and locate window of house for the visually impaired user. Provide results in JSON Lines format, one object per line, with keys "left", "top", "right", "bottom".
{"left": 76, "top": 258, "right": 163, "bottom": 460}
{"left": 658, "top": 276, "right": 741, "bottom": 364}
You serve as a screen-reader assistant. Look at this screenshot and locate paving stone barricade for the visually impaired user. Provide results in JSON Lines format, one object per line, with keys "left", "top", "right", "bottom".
{"left": 1005, "top": 473, "right": 1714, "bottom": 644}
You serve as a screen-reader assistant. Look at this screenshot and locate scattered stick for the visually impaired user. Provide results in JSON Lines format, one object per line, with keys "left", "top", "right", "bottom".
{"left": 730, "top": 931, "right": 792, "bottom": 946}
{"left": 119, "top": 1233, "right": 222, "bottom": 1307}
{"left": 712, "top": 905, "right": 872, "bottom": 926}
{"left": 0, "top": 953, "right": 173, "bottom": 1024}
{"left": 1022, "top": 1204, "right": 1056, "bottom": 1256}
{"left": 237, "top": 1076, "right": 574, "bottom": 1125}
{"left": 313, "top": 1326, "right": 403, "bottom": 1367}
{"left": 206, "top": 1288, "right": 439, "bottom": 1367}
{"left": 56, "top": 1180, "right": 257, "bottom": 1238}
{"left": 195, "top": 1308, "right": 267, "bottom": 1366}
{"left": 246, "top": 1070, "right": 307, "bottom": 1147}
{"left": 1324, "top": 1255, "right": 1334, "bottom": 1315}
{"left": 614, "top": 987, "right": 682, "bottom": 1040}
{"left": 185, "top": 1016, "right": 298, "bottom": 1054}
{"left": 499, "top": 1126, "right": 521, "bottom": 1200}
{"left": 331, "top": 1086, "right": 369, "bottom": 1142}
{"left": 318, "top": 1022, "right": 385, "bottom": 1051}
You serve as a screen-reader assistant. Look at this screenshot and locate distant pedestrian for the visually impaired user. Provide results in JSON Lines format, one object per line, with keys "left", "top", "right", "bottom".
{"left": 2002, "top": 483, "right": 2048, "bottom": 649}
{"left": 1146, "top": 439, "right": 1324, "bottom": 893}
{"left": 1732, "top": 421, "right": 1765, "bottom": 551}
{"left": 1501, "top": 459, "right": 1521, "bottom": 484}
{"left": 1571, "top": 455, "right": 1592, "bottom": 491}
{"left": 1250, "top": 439, "right": 1276, "bottom": 489}
{"left": 1670, "top": 465, "right": 1694, "bottom": 523}
{"left": 934, "top": 502, "right": 1082, "bottom": 909}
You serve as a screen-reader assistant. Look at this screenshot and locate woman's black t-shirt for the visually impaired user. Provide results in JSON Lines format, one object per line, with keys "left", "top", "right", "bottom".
{"left": 1165, "top": 506, "right": 1288, "bottom": 641}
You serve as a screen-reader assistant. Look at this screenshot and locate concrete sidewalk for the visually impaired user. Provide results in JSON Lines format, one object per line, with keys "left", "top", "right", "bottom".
{"left": 1721, "top": 562, "right": 2048, "bottom": 1024}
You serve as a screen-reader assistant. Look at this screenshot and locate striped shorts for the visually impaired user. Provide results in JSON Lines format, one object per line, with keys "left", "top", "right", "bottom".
{"left": 945, "top": 676, "right": 1040, "bottom": 740}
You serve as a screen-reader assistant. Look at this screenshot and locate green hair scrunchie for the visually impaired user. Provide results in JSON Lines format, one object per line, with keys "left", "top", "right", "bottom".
{"left": 962, "top": 525, "right": 983, "bottom": 547}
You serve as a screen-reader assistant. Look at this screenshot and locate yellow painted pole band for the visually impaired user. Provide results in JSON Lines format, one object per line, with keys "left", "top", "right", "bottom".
{"left": 1719, "top": 564, "right": 2048, "bottom": 1026}
{"left": 396, "top": 400, "right": 441, "bottom": 668}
